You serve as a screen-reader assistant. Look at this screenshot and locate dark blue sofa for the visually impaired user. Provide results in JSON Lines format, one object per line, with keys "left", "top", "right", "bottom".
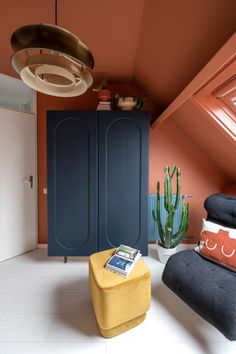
{"left": 162, "top": 194, "right": 236, "bottom": 341}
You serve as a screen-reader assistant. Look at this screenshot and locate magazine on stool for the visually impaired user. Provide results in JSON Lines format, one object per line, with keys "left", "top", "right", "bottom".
{"left": 105, "top": 244, "right": 141, "bottom": 277}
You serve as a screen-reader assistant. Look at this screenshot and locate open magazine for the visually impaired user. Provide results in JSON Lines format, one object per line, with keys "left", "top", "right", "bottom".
{"left": 105, "top": 244, "right": 141, "bottom": 277}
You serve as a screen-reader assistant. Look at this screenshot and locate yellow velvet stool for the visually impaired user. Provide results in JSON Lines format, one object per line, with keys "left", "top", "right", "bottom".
{"left": 89, "top": 248, "right": 151, "bottom": 338}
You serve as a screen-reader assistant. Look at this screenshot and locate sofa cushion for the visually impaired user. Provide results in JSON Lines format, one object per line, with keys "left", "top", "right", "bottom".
{"left": 195, "top": 229, "right": 236, "bottom": 271}
{"left": 195, "top": 219, "right": 236, "bottom": 271}
{"left": 162, "top": 250, "right": 236, "bottom": 340}
{"left": 204, "top": 194, "right": 236, "bottom": 228}
{"left": 201, "top": 218, "right": 236, "bottom": 238}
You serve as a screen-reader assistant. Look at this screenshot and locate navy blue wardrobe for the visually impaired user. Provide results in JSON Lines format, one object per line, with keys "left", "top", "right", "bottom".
{"left": 47, "top": 110, "right": 149, "bottom": 257}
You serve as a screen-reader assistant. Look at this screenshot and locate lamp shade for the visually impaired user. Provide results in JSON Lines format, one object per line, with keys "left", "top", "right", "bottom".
{"left": 10, "top": 24, "right": 94, "bottom": 97}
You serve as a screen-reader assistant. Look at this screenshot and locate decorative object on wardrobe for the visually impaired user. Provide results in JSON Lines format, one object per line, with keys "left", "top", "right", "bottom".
{"left": 114, "top": 95, "right": 146, "bottom": 111}
{"left": 10, "top": 0, "right": 94, "bottom": 97}
{"left": 93, "top": 79, "right": 112, "bottom": 110}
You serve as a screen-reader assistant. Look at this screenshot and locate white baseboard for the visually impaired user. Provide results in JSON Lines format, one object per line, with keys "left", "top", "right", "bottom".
{"left": 37, "top": 244, "right": 48, "bottom": 249}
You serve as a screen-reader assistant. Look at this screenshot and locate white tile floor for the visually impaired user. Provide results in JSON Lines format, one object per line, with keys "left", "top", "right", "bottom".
{"left": 0, "top": 244, "right": 235, "bottom": 354}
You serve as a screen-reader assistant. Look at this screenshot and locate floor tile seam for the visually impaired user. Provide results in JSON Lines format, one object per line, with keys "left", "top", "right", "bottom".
{"left": 0, "top": 340, "right": 51, "bottom": 343}
{"left": 107, "top": 339, "right": 228, "bottom": 344}
{"left": 159, "top": 339, "right": 229, "bottom": 343}
{"left": 7, "top": 291, "right": 90, "bottom": 294}
{"left": 0, "top": 268, "right": 89, "bottom": 271}
{"left": 0, "top": 313, "right": 56, "bottom": 317}
{"left": 0, "top": 272, "right": 89, "bottom": 275}
{"left": 14, "top": 291, "right": 89, "bottom": 294}
{"left": 144, "top": 308, "right": 207, "bottom": 323}
{"left": 5, "top": 311, "right": 93, "bottom": 315}
{"left": 107, "top": 339, "right": 229, "bottom": 344}
{"left": 107, "top": 340, "right": 149, "bottom": 343}
{"left": 0, "top": 339, "right": 227, "bottom": 344}
{"left": 3, "top": 292, "right": 21, "bottom": 314}
{"left": 46, "top": 314, "right": 95, "bottom": 318}
{"left": 0, "top": 342, "right": 107, "bottom": 345}
{"left": 43, "top": 314, "right": 56, "bottom": 342}
{"left": 0, "top": 276, "right": 88, "bottom": 279}
{"left": 43, "top": 340, "right": 107, "bottom": 342}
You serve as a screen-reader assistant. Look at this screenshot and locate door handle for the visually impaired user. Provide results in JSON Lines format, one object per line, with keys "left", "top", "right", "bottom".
{"left": 24, "top": 175, "right": 33, "bottom": 188}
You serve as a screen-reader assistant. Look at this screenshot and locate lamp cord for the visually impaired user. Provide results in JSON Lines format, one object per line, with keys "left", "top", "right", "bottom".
{"left": 55, "top": 0, "right": 58, "bottom": 26}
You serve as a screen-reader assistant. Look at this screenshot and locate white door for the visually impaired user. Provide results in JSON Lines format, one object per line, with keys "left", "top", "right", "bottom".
{"left": 0, "top": 108, "right": 37, "bottom": 262}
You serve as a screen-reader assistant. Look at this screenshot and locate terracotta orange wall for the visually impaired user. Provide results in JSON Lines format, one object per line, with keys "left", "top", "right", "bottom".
{"left": 37, "top": 83, "right": 153, "bottom": 244}
{"left": 222, "top": 183, "right": 236, "bottom": 195}
{"left": 149, "top": 119, "right": 230, "bottom": 242}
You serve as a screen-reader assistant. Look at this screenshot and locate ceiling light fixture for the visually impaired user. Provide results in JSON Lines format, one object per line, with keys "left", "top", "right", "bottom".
{"left": 10, "top": 0, "right": 94, "bottom": 97}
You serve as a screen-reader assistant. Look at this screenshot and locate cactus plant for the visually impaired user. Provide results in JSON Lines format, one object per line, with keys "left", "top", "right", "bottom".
{"left": 152, "top": 165, "right": 189, "bottom": 249}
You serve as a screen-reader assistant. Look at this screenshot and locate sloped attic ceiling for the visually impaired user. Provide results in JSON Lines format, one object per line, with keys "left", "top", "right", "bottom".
{"left": 0, "top": 0, "right": 235, "bottom": 112}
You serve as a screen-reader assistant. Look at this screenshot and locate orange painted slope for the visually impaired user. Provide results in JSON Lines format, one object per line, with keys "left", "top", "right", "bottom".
{"left": 149, "top": 119, "right": 230, "bottom": 242}
{"left": 172, "top": 99, "right": 236, "bottom": 181}
{"left": 134, "top": 0, "right": 236, "bottom": 109}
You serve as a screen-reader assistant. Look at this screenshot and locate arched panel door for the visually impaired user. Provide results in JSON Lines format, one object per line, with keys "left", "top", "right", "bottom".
{"left": 47, "top": 111, "right": 98, "bottom": 256}
{"left": 98, "top": 111, "right": 149, "bottom": 255}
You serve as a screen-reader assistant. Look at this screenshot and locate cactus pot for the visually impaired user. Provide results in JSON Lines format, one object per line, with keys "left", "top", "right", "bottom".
{"left": 156, "top": 242, "right": 177, "bottom": 264}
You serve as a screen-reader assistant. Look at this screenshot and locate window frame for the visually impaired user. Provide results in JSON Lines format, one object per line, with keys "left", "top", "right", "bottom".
{"left": 193, "top": 60, "right": 236, "bottom": 142}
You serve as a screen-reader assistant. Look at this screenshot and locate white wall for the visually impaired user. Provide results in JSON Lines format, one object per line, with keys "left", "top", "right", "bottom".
{"left": 0, "top": 73, "right": 34, "bottom": 113}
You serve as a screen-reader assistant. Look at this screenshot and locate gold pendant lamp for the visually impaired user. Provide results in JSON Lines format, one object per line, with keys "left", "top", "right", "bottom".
{"left": 10, "top": 0, "right": 94, "bottom": 97}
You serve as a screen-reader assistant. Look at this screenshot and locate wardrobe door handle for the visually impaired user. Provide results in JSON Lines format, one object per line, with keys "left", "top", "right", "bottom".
{"left": 24, "top": 175, "right": 33, "bottom": 188}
